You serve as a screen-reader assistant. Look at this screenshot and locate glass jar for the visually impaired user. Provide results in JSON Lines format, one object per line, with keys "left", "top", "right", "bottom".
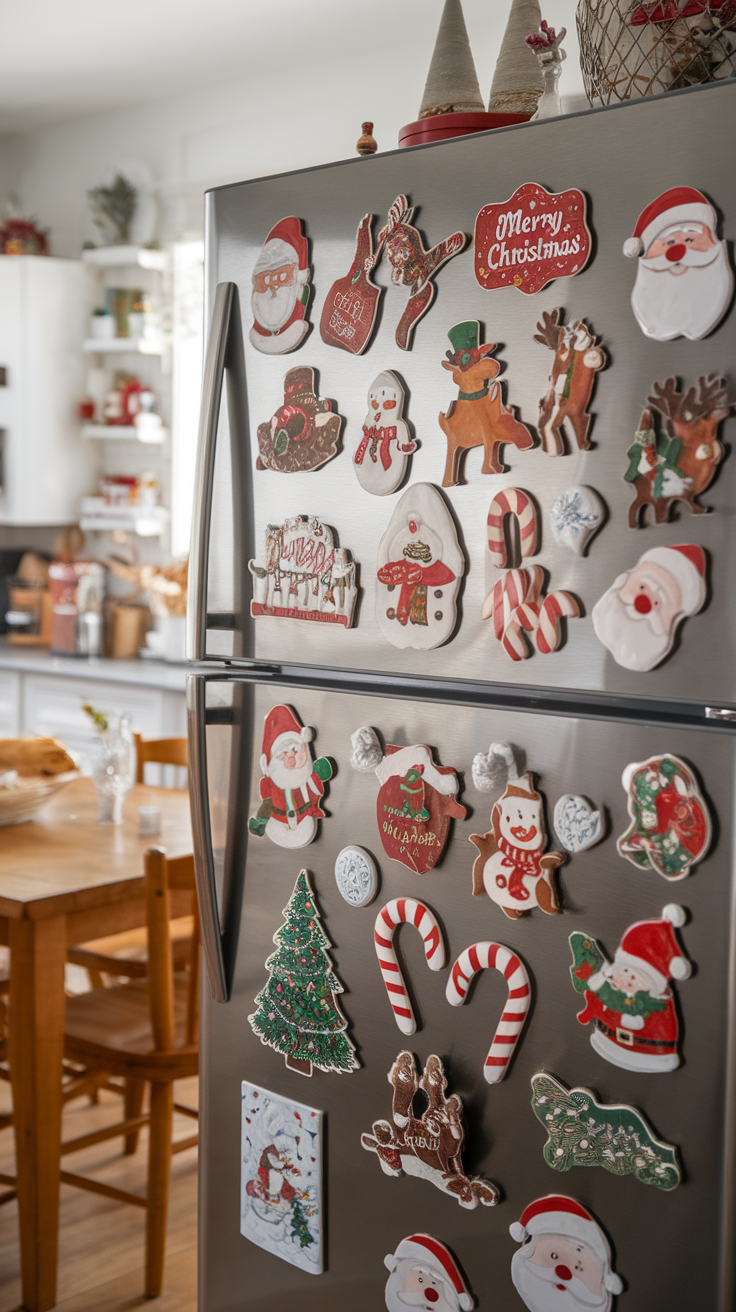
{"left": 90, "top": 713, "right": 135, "bottom": 825}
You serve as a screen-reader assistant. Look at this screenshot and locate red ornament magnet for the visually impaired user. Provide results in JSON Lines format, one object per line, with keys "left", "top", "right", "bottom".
{"left": 361, "top": 1052, "right": 499, "bottom": 1208}
{"left": 439, "top": 321, "right": 535, "bottom": 486}
{"left": 470, "top": 769, "right": 565, "bottom": 918}
{"left": 249, "top": 515, "right": 359, "bottom": 628}
{"left": 569, "top": 905, "right": 692, "bottom": 1073}
{"left": 248, "top": 704, "right": 332, "bottom": 849}
{"left": 376, "top": 483, "right": 464, "bottom": 650}
{"left": 354, "top": 370, "right": 417, "bottom": 495}
{"left": 376, "top": 743, "right": 466, "bottom": 873}
{"left": 533, "top": 310, "right": 607, "bottom": 456}
{"left": 475, "top": 183, "right": 591, "bottom": 295}
{"left": 510, "top": 1196, "right": 623, "bottom": 1312}
{"left": 249, "top": 216, "right": 311, "bottom": 354}
{"left": 384, "top": 1234, "right": 475, "bottom": 1312}
{"left": 378, "top": 194, "right": 467, "bottom": 350}
{"left": 617, "top": 753, "right": 711, "bottom": 880}
{"left": 592, "top": 543, "right": 706, "bottom": 671}
{"left": 256, "top": 367, "right": 342, "bottom": 473}
{"left": 319, "top": 213, "right": 382, "bottom": 354}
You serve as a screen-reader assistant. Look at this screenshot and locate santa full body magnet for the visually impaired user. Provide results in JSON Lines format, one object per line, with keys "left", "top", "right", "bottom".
{"left": 376, "top": 483, "right": 464, "bottom": 650}
{"left": 617, "top": 753, "right": 711, "bottom": 881}
{"left": 592, "top": 543, "right": 706, "bottom": 672}
{"left": 470, "top": 770, "right": 565, "bottom": 919}
{"left": 569, "top": 905, "right": 692, "bottom": 1073}
{"left": 248, "top": 705, "right": 332, "bottom": 849}
{"left": 510, "top": 1196, "right": 623, "bottom": 1312}
{"left": 384, "top": 1235, "right": 474, "bottom": 1312}
{"left": 249, "top": 217, "right": 312, "bottom": 354}
{"left": 353, "top": 371, "right": 417, "bottom": 495}
{"left": 623, "top": 186, "right": 734, "bottom": 342}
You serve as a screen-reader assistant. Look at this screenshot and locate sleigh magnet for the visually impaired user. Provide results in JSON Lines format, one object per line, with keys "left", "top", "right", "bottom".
{"left": 438, "top": 321, "right": 534, "bottom": 487}
{"left": 249, "top": 515, "right": 358, "bottom": 629}
{"left": 378, "top": 195, "right": 467, "bottom": 350}
{"left": 626, "top": 377, "right": 731, "bottom": 527}
{"left": 592, "top": 542, "right": 706, "bottom": 672}
{"left": 510, "top": 1196, "right": 623, "bottom": 1312}
{"left": 475, "top": 183, "right": 591, "bottom": 296}
{"left": 384, "top": 1234, "right": 475, "bottom": 1312}
{"left": 240, "top": 1083, "right": 324, "bottom": 1274}
{"left": 623, "top": 186, "right": 734, "bottom": 342}
{"left": 361, "top": 1052, "right": 499, "bottom": 1209}
{"left": 533, "top": 310, "right": 606, "bottom": 456}
{"left": 617, "top": 753, "right": 711, "bottom": 881}
{"left": 249, "top": 216, "right": 312, "bottom": 355}
{"left": 319, "top": 213, "right": 382, "bottom": 354}
{"left": 569, "top": 905, "right": 692, "bottom": 1073}
{"left": 530, "top": 1072, "right": 680, "bottom": 1191}
{"left": 354, "top": 371, "right": 417, "bottom": 496}
{"left": 470, "top": 768, "right": 565, "bottom": 919}
{"left": 376, "top": 484, "right": 464, "bottom": 651}
{"left": 256, "top": 367, "right": 342, "bottom": 473}
{"left": 248, "top": 869, "right": 358, "bottom": 1077}
{"left": 248, "top": 705, "right": 332, "bottom": 850}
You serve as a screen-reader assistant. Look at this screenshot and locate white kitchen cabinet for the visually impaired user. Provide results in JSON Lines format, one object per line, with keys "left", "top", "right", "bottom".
{"left": 0, "top": 256, "right": 97, "bottom": 524}
{"left": 0, "top": 670, "right": 21, "bottom": 736}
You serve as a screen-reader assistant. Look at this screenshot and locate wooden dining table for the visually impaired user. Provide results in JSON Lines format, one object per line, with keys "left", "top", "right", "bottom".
{"left": 0, "top": 776, "right": 192, "bottom": 1312}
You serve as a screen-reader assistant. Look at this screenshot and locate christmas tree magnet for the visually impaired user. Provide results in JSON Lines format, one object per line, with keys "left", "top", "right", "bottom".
{"left": 248, "top": 869, "right": 359, "bottom": 1077}
{"left": 475, "top": 183, "right": 591, "bottom": 295}
{"left": 361, "top": 1051, "right": 499, "bottom": 1208}
{"left": 256, "top": 367, "right": 342, "bottom": 473}
{"left": 385, "top": 1234, "right": 475, "bottom": 1312}
{"left": 334, "top": 845, "right": 379, "bottom": 908}
{"left": 249, "top": 216, "right": 312, "bottom": 354}
{"left": 470, "top": 768, "right": 565, "bottom": 918}
{"left": 553, "top": 796, "right": 603, "bottom": 854}
{"left": 592, "top": 543, "right": 706, "bottom": 672}
{"left": 376, "top": 195, "right": 467, "bottom": 350}
{"left": 354, "top": 370, "right": 417, "bottom": 495}
{"left": 533, "top": 310, "right": 606, "bottom": 456}
{"left": 623, "top": 186, "right": 734, "bottom": 342}
{"left": 357, "top": 732, "right": 466, "bottom": 873}
{"left": 375, "top": 483, "right": 464, "bottom": 650}
{"left": 248, "top": 705, "right": 332, "bottom": 849}
{"left": 626, "top": 377, "right": 731, "bottom": 527}
{"left": 319, "top": 213, "right": 383, "bottom": 354}
{"left": 569, "top": 905, "right": 692, "bottom": 1073}
{"left": 438, "top": 322, "right": 534, "bottom": 487}
{"left": 530, "top": 1072, "right": 681, "bottom": 1191}
{"left": 549, "top": 486, "right": 604, "bottom": 556}
{"left": 617, "top": 753, "right": 711, "bottom": 881}
{"left": 249, "top": 515, "right": 359, "bottom": 628}
{"left": 509, "top": 1196, "right": 623, "bottom": 1312}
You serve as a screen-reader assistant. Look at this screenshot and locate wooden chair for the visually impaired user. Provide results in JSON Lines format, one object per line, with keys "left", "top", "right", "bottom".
{"left": 134, "top": 733, "right": 188, "bottom": 785}
{"left": 62, "top": 848, "right": 200, "bottom": 1297}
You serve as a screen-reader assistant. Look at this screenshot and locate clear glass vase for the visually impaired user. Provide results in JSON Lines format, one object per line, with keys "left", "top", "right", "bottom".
{"left": 90, "top": 713, "right": 135, "bottom": 825}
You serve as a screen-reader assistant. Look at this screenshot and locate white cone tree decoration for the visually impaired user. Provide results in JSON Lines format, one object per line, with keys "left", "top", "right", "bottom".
{"left": 488, "top": 0, "right": 544, "bottom": 114}
{"left": 419, "top": 0, "right": 485, "bottom": 119}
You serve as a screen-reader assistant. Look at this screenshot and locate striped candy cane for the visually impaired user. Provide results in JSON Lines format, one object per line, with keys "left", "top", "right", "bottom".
{"left": 481, "top": 565, "right": 544, "bottom": 635}
{"left": 535, "top": 591, "right": 581, "bottom": 655}
{"left": 502, "top": 600, "right": 540, "bottom": 661}
{"left": 446, "top": 942, "right": 531, "bottom": 1083}
{"left": 374, "top": 898, "right": 445, "bottom": 1035}
{"left": 486, "top": 489, "right": 538, "bottom": 569}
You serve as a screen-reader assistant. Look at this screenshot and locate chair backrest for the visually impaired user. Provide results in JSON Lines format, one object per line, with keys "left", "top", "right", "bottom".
{"left": 144, "top": 848, "right": 200, "bottom": 1052}
{"left": 134, "top": 734, "right": 188, "bottom": 786}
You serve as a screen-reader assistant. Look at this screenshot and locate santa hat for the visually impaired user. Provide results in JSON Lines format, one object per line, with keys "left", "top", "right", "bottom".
{"left": 253, "top": 216, "right": 309, "bottom": 281}
{"left": 510, "top": 1196, "right": 623, "bottom": 1296}
{"left": 616, "top": 904, "right": 691, "bottom": 994}
{"left": 385, "top": 1234, "right": 473, "bottom": 1311}
{"left": 623, "top": 187, "right": 716, "bottom": 258}
{"left": 638, "top": 543, "right": 706, "bottom": 617}
{"left": 260, "top": 704, "right": 312, "bottom": 773}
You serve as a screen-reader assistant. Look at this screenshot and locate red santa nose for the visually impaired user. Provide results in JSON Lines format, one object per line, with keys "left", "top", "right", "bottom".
{"left": 555, "top": 1265, "right": 572, "bottom": 1282}
{"left": 665, "top": 244, "right": 687, "bottom": 263}
{"left": 424, "top": 1291, "right": 439, "bottom": 1304}
{"left": 634, "top": 594, "right": 652, "bottom": 614}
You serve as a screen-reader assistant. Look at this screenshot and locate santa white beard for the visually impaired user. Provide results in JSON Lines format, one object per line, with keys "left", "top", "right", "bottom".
{"left": 631, "top": 241, "right": 733, "bottom": 341}
{"left": 592, "top": 582, "right": 672, "bottom": 672}
{"left": 252, "top": 281, "right": 298, "bottom": 334}
{"left": 511, "top": 1253, "right": 610, "bottom": 1312}
{"left": 384, "top": 1269, "right": 458, "bottom": 1312}
{"left": 267, "top": 757, "right": 313, "bottom": 792}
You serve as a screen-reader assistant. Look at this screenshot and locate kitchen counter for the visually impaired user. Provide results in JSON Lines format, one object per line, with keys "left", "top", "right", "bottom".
{"left": 0, "top": 643, "right": 188, "bottom": 691}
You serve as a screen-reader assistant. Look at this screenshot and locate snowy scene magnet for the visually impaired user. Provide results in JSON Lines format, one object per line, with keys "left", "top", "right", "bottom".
{"left": 241, "top": 1083, "right": 324, "bottom": 1273}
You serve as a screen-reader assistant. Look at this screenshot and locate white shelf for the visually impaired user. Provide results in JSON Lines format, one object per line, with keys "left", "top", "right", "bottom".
{"left": 83, "top": 336, "right": 164, "bottom": 355}
{"left": 82, "top": 245, "right": 167, "bottom": 272}
{"left": 79, "top": 498, "right": 170, "bottom": 537}
{"left": 81, "top": 424, "right": 168, "bottom": 444}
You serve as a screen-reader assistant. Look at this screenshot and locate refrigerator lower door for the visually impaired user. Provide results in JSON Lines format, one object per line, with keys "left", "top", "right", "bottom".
{"left": 193, "top": 674, "right": 736, "bottom": 1312}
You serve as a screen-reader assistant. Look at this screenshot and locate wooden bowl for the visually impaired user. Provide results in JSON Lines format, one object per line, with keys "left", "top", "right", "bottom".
{"left": 0, "top": 770, "right": 80, "bottom": 827}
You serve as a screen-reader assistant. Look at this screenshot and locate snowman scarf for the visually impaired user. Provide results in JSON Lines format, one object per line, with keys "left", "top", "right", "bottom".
{"left": 355, "top": 423, "right": 397, "bottom": 470}
{"left": 377, "top": 558, "right": 456, "bottom": 625}
{"left": 497, "top": 832, "right": 543, "bottom": 901}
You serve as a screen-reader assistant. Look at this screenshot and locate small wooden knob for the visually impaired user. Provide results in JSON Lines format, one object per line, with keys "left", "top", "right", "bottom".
{"left": 356, "top": 122, "right": 377, "bottom": 156}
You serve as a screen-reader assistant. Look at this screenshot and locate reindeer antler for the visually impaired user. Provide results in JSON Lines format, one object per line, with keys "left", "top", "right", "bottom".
{"left": 647, "top": 377, "right": 683, "bottom": 423}
{"left": 681, "top": 374, "right": 730, "bottom": 422}
{"left": 533, "top": 308, "right": 563, "bottom": 351}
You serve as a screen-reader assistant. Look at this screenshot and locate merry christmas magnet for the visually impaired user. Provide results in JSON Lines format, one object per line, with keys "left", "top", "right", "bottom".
{"left": 248, "top": 705, "right": 332, "bottom": 849}
{"left": 438, "top": 322, "right": 534, "bottom": 487}
{"left": 533, "top": 310, "right": 607, "bottom": 456}
{"left": 249, "top": 515, "right": 358, "bottom": 628}
{"left": 361, "top": 1052, "right": 499, "bottom": 1208}
{"left": 510, "top": 1196, "right": 623, "bottom": 1312}
{"left": 248, "top": 869, "right": 359, "bottom": 1077}
{"left": 531, "top": 1072, "right": 680, "bottom": 1191}
{"left": 470, "top": 768, "right": 565, "bottom": 918}
{"left": 385, "top": 1234, "right": 475, "bottom": 1312}
{"left": 626, "top": 376, "right": 731, "bottom": 527}
{"left": 249, "top": 216, "right": 312, "bottom": 354}
{"left": 376, "top": 483, "right": 464, "bottom": 650}
{"left": 617, "top": 753, "right": 711, "bottom": 881}
{"left": 592, "top": 543, "right": 706, "bottom": 672}
{"left": 569, "top": 905, "right": 692, "bottom": 1073}
{"left": 354, "top": 370, "right": 417, "bottom": 495}
{"left": 623, "top": 186, "right": 734, "bottom": 342}
{"left": 319, "top": 213, "right": 382, "bottom": 354}
{"left": 475, "top": 183, "right": 592, "bottom": 295}
{"left": 256, "top": 367, "right": 343, "bottom": 472}
{"left": 378, "top": 194, "right": 467, "bottom": 350}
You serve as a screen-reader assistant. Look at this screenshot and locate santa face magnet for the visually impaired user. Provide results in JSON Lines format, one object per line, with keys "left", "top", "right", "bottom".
{"left": 248, "top": 705, "right": 332, "bottom": 849}
{"left": 618, "top": 753, "right": 711, "bottom": 881}
{"left": 354, "top": 370, "right": 417, "bottom": 495}
{"left": 385, "top": 1234, "right": 474, "bottom": 1312}
{"left": 249, "top": 216, "right": 312, "bottom": 354}
{"left": 510, "top": 1196, "right": 623, "bottom": 1312}
{"left": 592, "top": 543, "right": 706, "bottom": 672}
{"left": 376, "top": 483, "right": 464, "bottom": 650}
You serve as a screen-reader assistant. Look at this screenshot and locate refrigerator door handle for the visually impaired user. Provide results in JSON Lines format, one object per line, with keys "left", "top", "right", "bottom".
{"left": 187, "top": 280, "right": 237, "bottom": 663}
{"left": 187, "top": 674, "right": 229, "bottom": 1002}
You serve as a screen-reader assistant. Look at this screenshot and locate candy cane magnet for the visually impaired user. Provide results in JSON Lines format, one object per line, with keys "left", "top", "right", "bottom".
{"left": 446, "top": 942, "right": 531, "bottom": 1083}
{"left": 487, "top": 488, "right": 539, "bottom": 569}
{"left": 375, "top": 897, "right": 445, "bottom": 1035}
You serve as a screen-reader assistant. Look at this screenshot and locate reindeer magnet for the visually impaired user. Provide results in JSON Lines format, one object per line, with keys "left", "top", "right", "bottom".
{"left": 361, "top": 1052, "right": 499, "bottom": 1209}
{"left": 376, "top": 483, "right": 464, "bottom": 650}
{"left": 533, "top": 309, "right": 606, "bottom": 456}
{"left": 470, "top": 769, "right": 565, "bottom": 919}
{"left": 379, "top": 195, "right": 467, "bottom": 350}
{"left": 354, "top": 371, "right": 417, "bottom": 495}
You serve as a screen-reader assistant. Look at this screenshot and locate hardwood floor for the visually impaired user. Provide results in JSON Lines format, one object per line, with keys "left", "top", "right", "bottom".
{"left": 0, "top": 1076, "right": 198, "bottom": 1311}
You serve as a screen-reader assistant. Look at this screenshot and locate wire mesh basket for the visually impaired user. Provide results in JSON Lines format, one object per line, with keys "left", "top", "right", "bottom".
{"left": 577, "top": 0, "right": 736, "bottom": 104}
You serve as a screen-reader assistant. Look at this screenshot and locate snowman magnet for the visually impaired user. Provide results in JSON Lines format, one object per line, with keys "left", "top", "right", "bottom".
{"left": 353, "top": 371, "right": 417, "bottom": 495}
{"left": 376, "top": 483, "right": 464, "bottom": 650}
{"left": 470, "top": 768, "right": 565, "bottom": 918}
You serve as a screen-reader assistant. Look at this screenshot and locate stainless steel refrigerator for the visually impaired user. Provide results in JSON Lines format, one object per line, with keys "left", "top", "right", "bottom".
{"left": 187, "top": 79, "right": 736, "bottom": 1312}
